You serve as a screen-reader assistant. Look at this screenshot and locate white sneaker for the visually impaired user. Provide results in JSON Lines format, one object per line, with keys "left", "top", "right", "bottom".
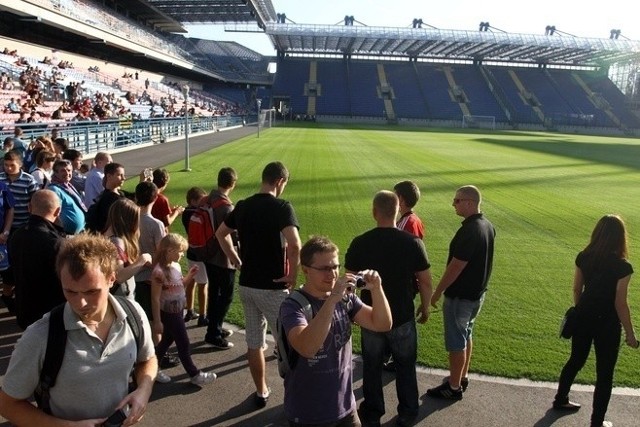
{"left": 156, "top": 371, "right": 171, "bottom": 383}
{"left": 190, "top": 371, "right": 217, "bottom": 386}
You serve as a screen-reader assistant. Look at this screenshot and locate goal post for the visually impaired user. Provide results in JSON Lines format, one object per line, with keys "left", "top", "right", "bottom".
{"left": 259, "top": 108, "right": 275, "bottom": 128}
{"left": 462, "top": 115, "right": 496, "bottom": 130}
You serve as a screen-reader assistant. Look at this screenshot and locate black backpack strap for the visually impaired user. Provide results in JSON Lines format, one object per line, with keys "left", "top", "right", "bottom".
{"left": 35, "top": 303, "right": 67, "bottom": 415}
{"left": 113, "top": 296, "right": 142, "bottom": 357}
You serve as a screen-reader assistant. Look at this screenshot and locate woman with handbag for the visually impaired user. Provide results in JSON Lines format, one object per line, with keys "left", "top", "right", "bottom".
{"left": 553, "top": 214, "right": 638, "bottom": 427}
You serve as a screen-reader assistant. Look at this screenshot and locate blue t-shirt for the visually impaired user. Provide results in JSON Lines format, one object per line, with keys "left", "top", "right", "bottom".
{"left": 48, "top": 184, "right": 86, "bottom": 235}
{"left": 280, "top": 290, "right": 363, "bottom": 424}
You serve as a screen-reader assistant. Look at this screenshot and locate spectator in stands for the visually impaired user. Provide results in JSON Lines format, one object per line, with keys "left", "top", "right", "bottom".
{"left": 145, "top": 78, "right": 149, "bottom": 89}
{"left": 14, "top": 113, "right": 26, "bottom": 124}
{"left": 8, "top": 189, "right": 65, "bottom": 330}
{"left": 65, "top": 81, "right": 75, "bottom": 103}
{"left": 151, "top": 168, "right": 184, "bottom": 232}
{"left": 47, "top": 159, "right": 87, "bottom": 234}
{"left": 5, "top": 98, "right": 20, "bottom": 114}
{"left": 25, "top": 111, "right": 40, "bottom": 124}
{"left": 0, "top": 72, "right": 8, "bottom": 90}
{"left": 62, "top": 149, "right": 86, "bottom": 196}
{"left": 84, "top": 151, "right": 112, "bottom": 207}
{"left": 31, "top": 150, "right": 56, "bottom": 188}
{"left": 51, "top": 105, "right": 64, "bottom": 120}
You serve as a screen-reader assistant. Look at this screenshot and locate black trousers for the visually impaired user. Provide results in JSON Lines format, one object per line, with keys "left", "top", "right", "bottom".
{"left": 556, "top": 316, "right": 621, "bottom": 426}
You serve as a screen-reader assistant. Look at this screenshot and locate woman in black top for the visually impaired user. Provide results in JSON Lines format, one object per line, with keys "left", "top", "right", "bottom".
{"left": 553, "top": 214, "right": 638, "bottom": 427}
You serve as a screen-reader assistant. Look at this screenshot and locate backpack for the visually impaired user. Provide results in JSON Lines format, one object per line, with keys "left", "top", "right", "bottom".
{"left": 34, "top": 296, "right": 144, "bottom": 414}
{"left": 84, "top": 197, "right": 101, "bottom": 233}
{"left": 276, "top": 290, "right": 313, "bottom": 378}
{"left": 187, "top": 197, "right": 230, "bottom": 262}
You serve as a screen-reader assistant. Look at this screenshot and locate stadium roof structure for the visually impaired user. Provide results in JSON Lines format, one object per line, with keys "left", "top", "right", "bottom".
{"left": 264, "top": 23, "right": 640, "bottom": 68}
{"left": 141, "top": 0, "right": 276, "bottom": 30}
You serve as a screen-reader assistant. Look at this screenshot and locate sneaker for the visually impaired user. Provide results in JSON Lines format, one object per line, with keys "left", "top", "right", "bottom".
{"left": 205, "top": 336, "right": 234, "bottom": 350}
{"left": 155, "top": 371, "right": 171, "bottom": 383}
{"left": 600, "top": 422, "right": 613, "bottom": 427}
{"left": 190, "top": 371, "right": 217, "bottom": 386}
{"left": 160, "top": 354, "right": 180, "bottom": 369}
{"left": 221, "top": 328, "right": 233, "bottom": 338}
{"left": 253, "top": 388, "right": 270, "bottom": 408}
{"left": 197, "top": 316, "right": 209, "bottom": 327}
{"left": 442, "top": 376, "right": 469, "bottom": 392}
{"left": 426, "top": 381, "right": 463, "bottom": 400}
{"left": 552, "top": 398, "right": 581, "bottom": 411}
{"left": 395, "top": 415, "right": 416, "bottom": 427}
{"left": 184, "top": 310, "right": 199, "bottom": 322}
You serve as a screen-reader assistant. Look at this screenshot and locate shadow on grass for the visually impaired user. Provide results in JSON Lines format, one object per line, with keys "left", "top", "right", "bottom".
{"left": 476, "top": 137, "right": 640, "bottom": 171}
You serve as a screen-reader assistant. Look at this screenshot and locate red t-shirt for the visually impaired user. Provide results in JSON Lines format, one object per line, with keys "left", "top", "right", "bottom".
{"left": 397, "top": 211, "right": 425, "bottom": 239}
{"left": 151, "top": 193, "right": 171, "bottom": 227}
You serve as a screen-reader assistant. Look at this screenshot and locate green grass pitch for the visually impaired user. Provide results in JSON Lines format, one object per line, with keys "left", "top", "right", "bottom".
{"left": 127, "top": 123, "right": 640, "bottom": 387}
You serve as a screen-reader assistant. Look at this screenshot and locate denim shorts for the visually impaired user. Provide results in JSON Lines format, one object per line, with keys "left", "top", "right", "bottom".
{"left": 443, "top": 295, "right": 485, "bottom": 352}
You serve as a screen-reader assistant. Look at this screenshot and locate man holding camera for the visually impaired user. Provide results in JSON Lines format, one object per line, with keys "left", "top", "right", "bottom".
{"left": 345, "top": 191, "right": 433, "bottom": 427}
{"left": 280, "top": 236, "right": 392, "bottom": 426}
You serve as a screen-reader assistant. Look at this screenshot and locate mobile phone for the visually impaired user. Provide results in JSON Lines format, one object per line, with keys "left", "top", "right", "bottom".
{"left": 103, "top": 408, "right": 128, "bottom": 427}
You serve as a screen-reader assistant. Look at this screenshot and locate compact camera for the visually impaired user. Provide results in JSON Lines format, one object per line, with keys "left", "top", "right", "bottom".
{"left": 143, "top": 168, "right": 153, "bottom": 181}
{"left": 353, "top": 275, "right": 367, "bottom": 288}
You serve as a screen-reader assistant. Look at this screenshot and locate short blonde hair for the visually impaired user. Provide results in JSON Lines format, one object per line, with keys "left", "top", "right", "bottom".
{"left": 56, "top": 233, "right": 118, "bottom": 280}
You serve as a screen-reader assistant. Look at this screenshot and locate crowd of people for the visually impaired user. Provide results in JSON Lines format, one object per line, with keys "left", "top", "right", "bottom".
{"left": 1, "top": 46, "right": 250, "bottom": 130}
{"left": 0, "top": 142, "right": 633, "bottom": 427}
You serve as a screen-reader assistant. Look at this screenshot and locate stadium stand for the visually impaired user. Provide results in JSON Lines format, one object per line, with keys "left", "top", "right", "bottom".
{"left": 0, "top": 0, "right": 638, "bottom": 142}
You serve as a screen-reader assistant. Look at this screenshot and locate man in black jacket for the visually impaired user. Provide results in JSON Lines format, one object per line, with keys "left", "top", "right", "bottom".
{"left": 8, "top": 189, "right": 66, "bottom": 329}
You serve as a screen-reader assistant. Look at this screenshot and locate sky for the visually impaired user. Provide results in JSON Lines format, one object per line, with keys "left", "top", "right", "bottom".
{"left": 185, "top": 0, "right": 640, "bottom": 56}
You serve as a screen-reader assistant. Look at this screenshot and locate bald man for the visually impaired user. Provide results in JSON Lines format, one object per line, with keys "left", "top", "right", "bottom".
{"left": 8, "top": 189, "right": 67, "bottom": 329}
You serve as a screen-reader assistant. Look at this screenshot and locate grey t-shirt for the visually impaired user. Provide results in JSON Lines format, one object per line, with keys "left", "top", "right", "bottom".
{"left": 135, "top": 213, "right": 165, "bottom": 282}
{"left": 2, "top": 295, "right": 155, "bottom": 420}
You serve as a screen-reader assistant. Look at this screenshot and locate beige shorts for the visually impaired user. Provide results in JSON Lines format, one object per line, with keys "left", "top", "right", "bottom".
{"left": 239, "top": 286, "right": 289, "bottom": 350}
{"left": 187, "top": 260, "right": 208, "bottom": 284}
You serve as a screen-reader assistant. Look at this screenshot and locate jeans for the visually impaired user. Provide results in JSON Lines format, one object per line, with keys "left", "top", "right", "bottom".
{"left": 556, "top": 316, "right": 621, "bottom": 427}
{"left": 359, "top": 320, "right": 418, "bottom": 422}
{"left": 204, "top": 263, "right": 235, "bottom": 341}
{"left": 156, "top": 311, "right": 199, "bottom": 377}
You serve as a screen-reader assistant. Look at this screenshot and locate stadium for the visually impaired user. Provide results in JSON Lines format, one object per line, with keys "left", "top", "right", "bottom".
{"left": 1, "top": 1, "right": 640, "bottom": 426}
{"left": 1, "top": 0, "right": 639, "bottom": 145}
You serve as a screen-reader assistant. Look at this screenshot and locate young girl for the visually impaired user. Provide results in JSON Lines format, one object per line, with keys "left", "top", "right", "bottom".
{"left": 103, "top": 198, "right": 152, "bottom": 300}
{"left": 151, "top": 233, "right": 216, "bottom": 386}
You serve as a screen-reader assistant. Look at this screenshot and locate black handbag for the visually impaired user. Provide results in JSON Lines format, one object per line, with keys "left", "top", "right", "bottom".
{"left": 559, "top": 306, "right": 577, "bottom": 339}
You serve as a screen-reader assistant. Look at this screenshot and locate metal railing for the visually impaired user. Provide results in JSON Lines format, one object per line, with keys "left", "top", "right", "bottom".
{"left": 0, "top": 115, "right": 248, "bottom": 154}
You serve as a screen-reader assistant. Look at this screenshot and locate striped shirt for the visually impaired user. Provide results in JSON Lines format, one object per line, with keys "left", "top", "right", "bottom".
{"left": 0, "top": 171, "right": 39, "bottom": 230}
